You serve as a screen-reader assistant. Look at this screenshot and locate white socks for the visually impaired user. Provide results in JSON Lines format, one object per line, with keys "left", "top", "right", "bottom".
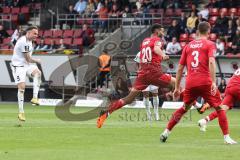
{"left": 33, "top": 73, "right": 41, "bottom": 99}
{"left": 163, "top": 129, "right": 171, "bottom": 136}
{"left": 18, "top": 89, "right": 24, "bottom": 113}
{"left": 193, "top": 102, "right": 202, "bottom": 109}
{"left": 206, "top": 116, "right": 210, "bottom": 122}
{"left": 153, "top": 96, "right": 159, "bottom": 120}
{"left": 143, "top": 97, "right": 151, "bottom": 120}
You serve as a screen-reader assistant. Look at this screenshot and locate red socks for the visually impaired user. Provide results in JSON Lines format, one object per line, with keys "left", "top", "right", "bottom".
{"left": 167, "top": 107, "right": 187, "bottom": 131}
{"left": 216, "top": 110, "right": 229, "bottom": 135}
{"left": 204, "top": 110, "right": 228, "bottom": 135}
{"left": 108, "top": 99, "right": 125, "bottom": 114}
{"left": 205, "top": 111, "right": 218, "bottom": 122}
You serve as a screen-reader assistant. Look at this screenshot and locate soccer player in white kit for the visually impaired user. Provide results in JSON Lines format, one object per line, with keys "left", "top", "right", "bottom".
{"left": 11, "top": 26, "right": 41, "bottom": 121}
{"left": 134, "top": 52, "right": 160, "bottom": 121}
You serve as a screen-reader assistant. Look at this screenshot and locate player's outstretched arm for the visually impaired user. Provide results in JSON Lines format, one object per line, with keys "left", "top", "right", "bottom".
{"left": 24, "top": 53, "right": 41, "bottom": 64}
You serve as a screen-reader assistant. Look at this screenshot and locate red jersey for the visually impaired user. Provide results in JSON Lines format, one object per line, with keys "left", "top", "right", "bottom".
{"left": 139, "top": 36, "right": 164, "bottom": 65}
{"left": 179, "top": 39, "right": 216, "bottom": 88}
{"left": 227, "top": 69, "right": 240, "bottom": 88}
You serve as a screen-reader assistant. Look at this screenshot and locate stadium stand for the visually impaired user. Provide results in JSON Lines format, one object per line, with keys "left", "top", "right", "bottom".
{"left": 0, "top": 0, "right": 240, "bottom": 56}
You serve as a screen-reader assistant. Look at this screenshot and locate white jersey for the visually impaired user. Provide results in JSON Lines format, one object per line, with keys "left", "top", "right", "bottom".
{"left": 134, "top": 52, "right": 141, "bottom": 63}
{"left": 11, "top": 36, "right": 33, "bottom": 66}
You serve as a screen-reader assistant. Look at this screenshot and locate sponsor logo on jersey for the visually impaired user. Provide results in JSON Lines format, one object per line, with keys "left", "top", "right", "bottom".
{"left": 190, "top": 43, "right": 203, "bottom": 49}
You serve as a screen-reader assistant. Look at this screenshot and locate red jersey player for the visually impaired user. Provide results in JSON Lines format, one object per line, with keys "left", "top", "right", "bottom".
{"left": 97, "top": 24, "right": 176, "bottom": 128}
{"left": 198, "top": 68, "right": 240, "bottom": 134}
{"left": 160, "top": 22, "right": 237, "bottom": 144}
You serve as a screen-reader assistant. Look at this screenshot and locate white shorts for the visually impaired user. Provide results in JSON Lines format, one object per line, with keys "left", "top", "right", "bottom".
{"left": 142, "top": 85, "right": 158, "bottom": 93}
{"left": 11, "top": 64, "right": 38, "bottom": 84}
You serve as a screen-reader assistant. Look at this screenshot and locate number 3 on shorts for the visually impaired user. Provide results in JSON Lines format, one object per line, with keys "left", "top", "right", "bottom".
{"left": 191, "top": 51, "right": 199, "bottom": 68}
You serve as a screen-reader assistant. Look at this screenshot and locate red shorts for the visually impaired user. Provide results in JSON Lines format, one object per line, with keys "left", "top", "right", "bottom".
{"left": 133, "top": 64, "right": 171, "bottom": 91}
{"left": 222, "top": 86, "right": 240, "bottom": 109}
{"left": 183, "top": 85, "right": 221, "bottom": 108}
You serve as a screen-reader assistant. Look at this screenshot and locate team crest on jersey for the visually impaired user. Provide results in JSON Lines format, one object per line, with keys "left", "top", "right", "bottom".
{"left": 25, "top": 46, "right": 30, "bottom": 52}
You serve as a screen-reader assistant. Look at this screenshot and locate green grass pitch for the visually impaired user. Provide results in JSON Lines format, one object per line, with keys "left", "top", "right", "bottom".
{"left": 0, "top": 103, "right": 240, "bottom": 160}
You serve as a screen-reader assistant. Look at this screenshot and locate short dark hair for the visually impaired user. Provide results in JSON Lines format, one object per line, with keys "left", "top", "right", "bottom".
{"left": 197, "top": 22, "right": 210, "bottom": 35}
{"left": 151, "top": 24, "right": 163, "bottom": 33}
{"left": 102, "top": 49, "right": 108, "bottom": 53}
{"left": 25, "top": 25, "right": 38, "bottom": 32}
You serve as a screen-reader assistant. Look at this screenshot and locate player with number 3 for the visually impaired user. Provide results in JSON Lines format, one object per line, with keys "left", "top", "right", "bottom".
{"left": 160, "top": 22, "right": 237, "bottom": 144}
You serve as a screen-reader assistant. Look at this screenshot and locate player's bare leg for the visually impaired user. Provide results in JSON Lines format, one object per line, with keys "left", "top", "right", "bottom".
{"left": 168, "top": 77, "right": 176, "bottom": 91}
{"left": 160, "top": 103, "right": 192, "bottom": 143}
{"left": 17, "top": 82, "right": 26, "bottom": 121}
{"left": 152, "top": 92, "right": 159, "bottom": 121}
{"left": 31, "top": 69, "right": 41, "bottom": 105}
{"left": 97, "top": 88, "right": 141, "bottom": 128}
{"left": 143, "top": 91, "right": 152, "bottom": 121}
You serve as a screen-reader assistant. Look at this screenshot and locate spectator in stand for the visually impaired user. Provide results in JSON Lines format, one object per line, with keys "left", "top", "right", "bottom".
{"left": 134, "top": 3, "right": 144, "bottom": 25}
{"left": 166, "top": 37, "right": 181, "bottom": 55}
{"left": 218, "top": 78, "right": 227, "bottom": 98}
{"left": 4, "top": 0, "right": 14, "bottom": 7}
{"left": 217, "top": 0, "right": 227, "bottom": 8}
{"left": 197, "top": 5, "right": 209, "bottom": 21}
{"left": 178, "top": 12, "right": 187, "bottom": 34}
{"left": 207, "top": 0, "right": 220, "bottom": 8}
{"left": 173, "top": 0, "right": 183, "bottom": 9}
{"left": 85, "top": 0, "right": 95, "bottom": 17}
{"left": 105, "top": 0, "right": 113, "bottom": 11}
{"left": 121, "top": 6, "right": 132, "bottom": 18}
{"left": 186, "top": 11, "right": 197, "bottom": 34}
{"left": 166, "top": 19, "right": 180, "bottom": 41}
{"left": 46, "top": 39, "right": 58, "bottom": 54}
{"left": 224, "top": 20, "right": 236, "bottom": 43}
{"left": 81, "top": 24, "right": 95, "bottom": 46}
{"left": 232, "top": 30, "right": 240, "bottom": 55}
{"left": 109, "top": 4, "right": 120, "bottom": 32}
{"left": 74, "top": 0, "right": 87, "bottom": 14}
{"left": 136, "top": 0, "right": 144, "bottom": 11}
{"left": 215, "top": 38, "right": 224, "bottom": 56}
{"left": 161, "top": 0, "right": 174, "bottom": 11}
{"left": 226, "top": 0, "right": 240, "bottom": 8}
{"left": 236, "top": 18, "right": 240, "bottom": 31}
{"left": 11, "top": 25, "right": 23, "bottom": 46}
{"left": 152, "top": 0, "right": 164, "bottom": 9}
{"left": 35, "top": 39, "right": 48, "bottom": 51}
{"left": 190, "top": 4, "right": 199, "bottom": 16}
{"left": 215, "top": 12, "right": 228, "bottom": 36}
{"left": 195, "top": 14, "right": 206, "bottom": 30}
{"left": 143, "top": 0, "right": 153, "bottom": 10}
{"left": 228, "top": 12, "right": 237, "bottom": 28}
{"left": 116, "top": 0, "right": 130, "bottom": 11}
{"left": 64, "top": 4, "right": 78, "bottom": 29}
{"left": 94, "top": 2, "right": 108, "bottom": 32}
{"left": 0, "top": 24, "right": 10, "bottom": 43}
{"left": 94, "top": 0, "right": 101, "bottom": 12}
